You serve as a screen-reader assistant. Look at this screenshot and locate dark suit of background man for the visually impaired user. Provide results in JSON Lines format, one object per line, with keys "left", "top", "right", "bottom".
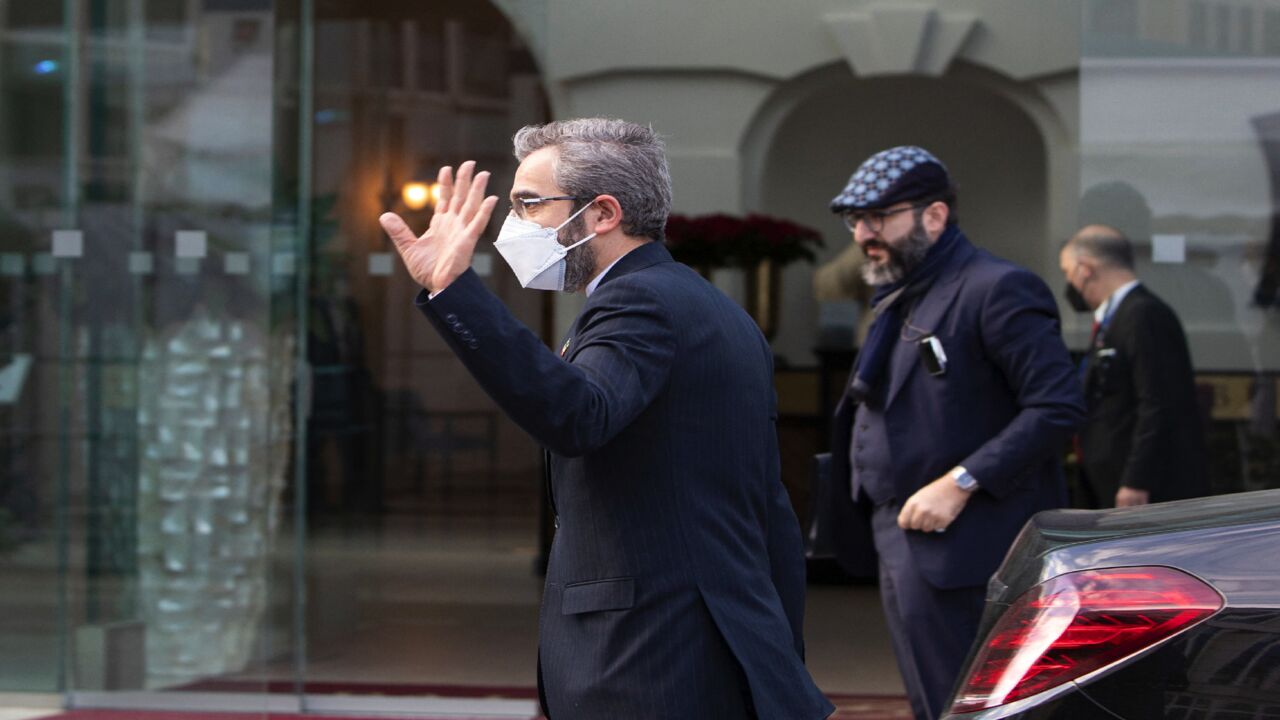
{"left": 1059, "top": 224, "right": 1210, "bottom": 507}
{"left": 821, "top": 146, "right": 1085, "bottom": 720}
{"left": 379, "top": 119, "right": 832, "bottom": 720}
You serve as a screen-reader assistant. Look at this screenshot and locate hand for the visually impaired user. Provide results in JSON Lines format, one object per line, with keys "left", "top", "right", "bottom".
{"left": 898, "top": 474, "right": 973, "bottom": 533}
{"left": 1115, "top": 487, "right": 1150, "bottom": 507}
{"left": 379, "top": 161, "right": 499, "bottom": 293}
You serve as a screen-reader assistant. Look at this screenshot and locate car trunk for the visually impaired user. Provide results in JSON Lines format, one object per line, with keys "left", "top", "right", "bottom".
{"left": 963, "top": 489, "right": 1280, "bottom": 674}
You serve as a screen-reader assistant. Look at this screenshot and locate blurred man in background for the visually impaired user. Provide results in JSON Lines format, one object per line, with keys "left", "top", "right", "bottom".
{"left": 1060, "top": 224, "right": 1210, "bottom": 507}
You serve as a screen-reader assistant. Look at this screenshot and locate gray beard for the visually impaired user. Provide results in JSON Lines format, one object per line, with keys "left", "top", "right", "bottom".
{"left": 861, "top": 219, "right": 932, "bottom": 286}
{"left": 558, "top": 213, "right": 597, "bottom": 293}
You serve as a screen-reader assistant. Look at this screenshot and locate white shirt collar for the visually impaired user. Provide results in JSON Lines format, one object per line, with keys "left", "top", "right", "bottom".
{"left": 1094, "top": 279, "right": 1140, "bottom": 324}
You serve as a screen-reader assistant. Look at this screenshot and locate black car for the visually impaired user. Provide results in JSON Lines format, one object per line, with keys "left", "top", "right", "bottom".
{"left": 943, "top": 489, "right": 1280, "bottom": 719}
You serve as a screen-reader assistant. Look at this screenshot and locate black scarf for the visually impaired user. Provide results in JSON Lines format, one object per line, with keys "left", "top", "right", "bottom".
{"left": 848, "top": 225, "right": 968, "bottom": 403}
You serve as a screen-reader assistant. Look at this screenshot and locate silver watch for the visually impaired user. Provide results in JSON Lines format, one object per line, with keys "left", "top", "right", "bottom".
{"left": 952, "top": 468, "right": 979, "bottom": 492}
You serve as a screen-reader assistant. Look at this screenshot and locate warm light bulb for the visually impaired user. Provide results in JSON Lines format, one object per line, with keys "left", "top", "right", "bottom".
{"left": 402, "top": 182, "right": 431, "bottom": 210}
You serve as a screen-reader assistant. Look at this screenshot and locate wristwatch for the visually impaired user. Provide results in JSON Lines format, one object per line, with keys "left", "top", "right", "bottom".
{"left": 951, "top": 466, "right": 979, "bottom": 492}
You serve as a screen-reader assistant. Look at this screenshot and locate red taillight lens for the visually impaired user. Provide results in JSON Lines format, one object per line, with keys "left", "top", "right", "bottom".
{"left": 950, "top": 566, "right": 1222, "bottom": 714}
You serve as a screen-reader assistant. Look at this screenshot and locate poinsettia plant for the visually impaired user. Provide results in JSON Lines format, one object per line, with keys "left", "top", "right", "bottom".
{"left": 664, "top": 212, "right": 823, "bottom": 269}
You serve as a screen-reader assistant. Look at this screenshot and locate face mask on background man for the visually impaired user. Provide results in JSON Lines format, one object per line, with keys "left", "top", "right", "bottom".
{"left": 493, "top": 203, "right": 596, "bottom": 292}
{"left": 1063, "top": 262, "right": 1092, "bottom": 313}
{"left": 1064, "top": 281, "right": 1091, "bottom": 313}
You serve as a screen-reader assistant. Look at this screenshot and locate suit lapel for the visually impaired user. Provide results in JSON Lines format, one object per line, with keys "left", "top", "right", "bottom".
{"left": 1084, "top": 284, "right": 1143, "bottom": 393}
{"left": 559, "top": 315, "right": 583, "bottom": 361}
{"left": 883, "top": 255, "right": 971, "bottom": 410}
{"left": 559, "top": 242, "right": 673, "bottom": 364}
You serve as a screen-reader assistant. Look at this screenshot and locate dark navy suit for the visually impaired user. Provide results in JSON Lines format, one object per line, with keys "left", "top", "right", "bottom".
{"left": 823, "top": 236, "right": 1084, "bottom": 719}
{"left": 418, "top": 241, "right": 832, "bottom": 720}
{"left": 1080, "top": 284, "right": 1210, "bottom": 506}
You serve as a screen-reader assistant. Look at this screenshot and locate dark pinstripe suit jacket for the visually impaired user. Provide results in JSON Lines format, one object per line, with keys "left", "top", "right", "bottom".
{"left": 417, "top": 241, "right": 832, "bottom": 720}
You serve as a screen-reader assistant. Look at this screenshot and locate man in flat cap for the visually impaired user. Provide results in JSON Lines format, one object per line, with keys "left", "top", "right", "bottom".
{"left": 817, "top": 147, "right": 1084, "bottom": 719}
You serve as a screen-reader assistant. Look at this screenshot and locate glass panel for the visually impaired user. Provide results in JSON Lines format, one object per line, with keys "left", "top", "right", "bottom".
{"left": 289, "top": 0, "right": 549, "bottom": 708}
{"left": 0, "top": 1, "right": 68, "bottom": 691}
{"left": 0, "top": 0, "right": 303, "bottom": 710}
{"left": 1080, "top": 0, "right": 1280, "bottom": 495}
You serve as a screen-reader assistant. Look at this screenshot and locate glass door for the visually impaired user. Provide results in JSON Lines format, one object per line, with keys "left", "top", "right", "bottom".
{"left": 0, "top": 0, "right": 310, "bottom": 713}
{"left": 2, "top": 0, "right": 560, "bottom": 716}
{"left": 287, "top": 2, "right": 550, "bottom": 716}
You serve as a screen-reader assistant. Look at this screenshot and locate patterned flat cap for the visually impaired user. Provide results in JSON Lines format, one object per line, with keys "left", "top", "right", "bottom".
{"left": 830, "top": 146, "right": 951, "bottom": 212}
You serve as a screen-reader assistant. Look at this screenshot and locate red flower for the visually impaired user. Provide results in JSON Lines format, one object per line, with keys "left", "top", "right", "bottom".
{"left": 664, "top": 212, "right": 823, "bottom": 269}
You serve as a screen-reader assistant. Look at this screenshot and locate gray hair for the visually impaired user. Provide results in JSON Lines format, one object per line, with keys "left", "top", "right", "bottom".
{"left": 512, "top": 118, "right": 672, "bottom": 242}
{"left": 1067, "top": 224, "right": 1135, "bottom": 271}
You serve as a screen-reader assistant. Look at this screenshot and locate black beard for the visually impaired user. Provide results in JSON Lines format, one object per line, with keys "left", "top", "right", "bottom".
{"left": 558, "top": 212, "right": 597, "bottom": 293}
{"left": 861, "top": 218, "right": 932, "bottom": 286}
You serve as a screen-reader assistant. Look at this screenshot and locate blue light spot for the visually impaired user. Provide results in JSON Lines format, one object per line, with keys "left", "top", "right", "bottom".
{"left": 33, "top": 60, "right": 59, "bottom": 75}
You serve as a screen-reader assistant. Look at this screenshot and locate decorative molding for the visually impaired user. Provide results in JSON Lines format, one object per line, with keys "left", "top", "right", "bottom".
{"left": 824, "top": 4, "right": 979, "bottom": 77}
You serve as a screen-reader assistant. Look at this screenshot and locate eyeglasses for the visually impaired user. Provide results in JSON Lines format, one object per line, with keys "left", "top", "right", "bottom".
{"left": 840, "top": 204, "right": 922, "bottom": 233}
{"left": 509, "top": 195, "right": 589, "bottom": 219}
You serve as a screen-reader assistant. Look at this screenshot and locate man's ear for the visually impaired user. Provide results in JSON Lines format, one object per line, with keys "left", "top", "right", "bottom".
{"left": 922, "top": 200, "right": 949, "bottom": 234}
{"left": 590, "top": 194, "right": 623, "bottom": 235}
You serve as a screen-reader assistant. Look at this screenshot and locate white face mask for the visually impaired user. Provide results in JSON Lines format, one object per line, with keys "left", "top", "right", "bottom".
{"left": 492, "top": 202, "right": 596, "bottom": 291}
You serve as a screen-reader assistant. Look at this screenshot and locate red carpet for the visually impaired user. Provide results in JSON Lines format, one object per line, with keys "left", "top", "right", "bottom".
{"left": 33, "top": 684, "right": 911, "bottom": 719}
{"left": 173, "top": 680, "right": 541, "bottom": 698}
{"left": 35, "top": 714, "right": 411, "bottom": 720}
{"left": 33, "top": 697, "right": 912, "bottom": 719}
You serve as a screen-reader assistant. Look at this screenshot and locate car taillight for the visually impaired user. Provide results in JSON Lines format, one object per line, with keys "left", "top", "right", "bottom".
{"left": 950, "top": 566, "right": 1222, "bottom": 714}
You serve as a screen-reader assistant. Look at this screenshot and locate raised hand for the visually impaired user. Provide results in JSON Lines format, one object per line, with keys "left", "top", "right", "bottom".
{"left": 379, "top": 160, "right": 500, "bottom": 293}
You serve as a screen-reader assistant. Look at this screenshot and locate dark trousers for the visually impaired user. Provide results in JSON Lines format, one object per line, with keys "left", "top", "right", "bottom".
{"left": 872, "top": 503, "right": 986, "bottom": 720}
